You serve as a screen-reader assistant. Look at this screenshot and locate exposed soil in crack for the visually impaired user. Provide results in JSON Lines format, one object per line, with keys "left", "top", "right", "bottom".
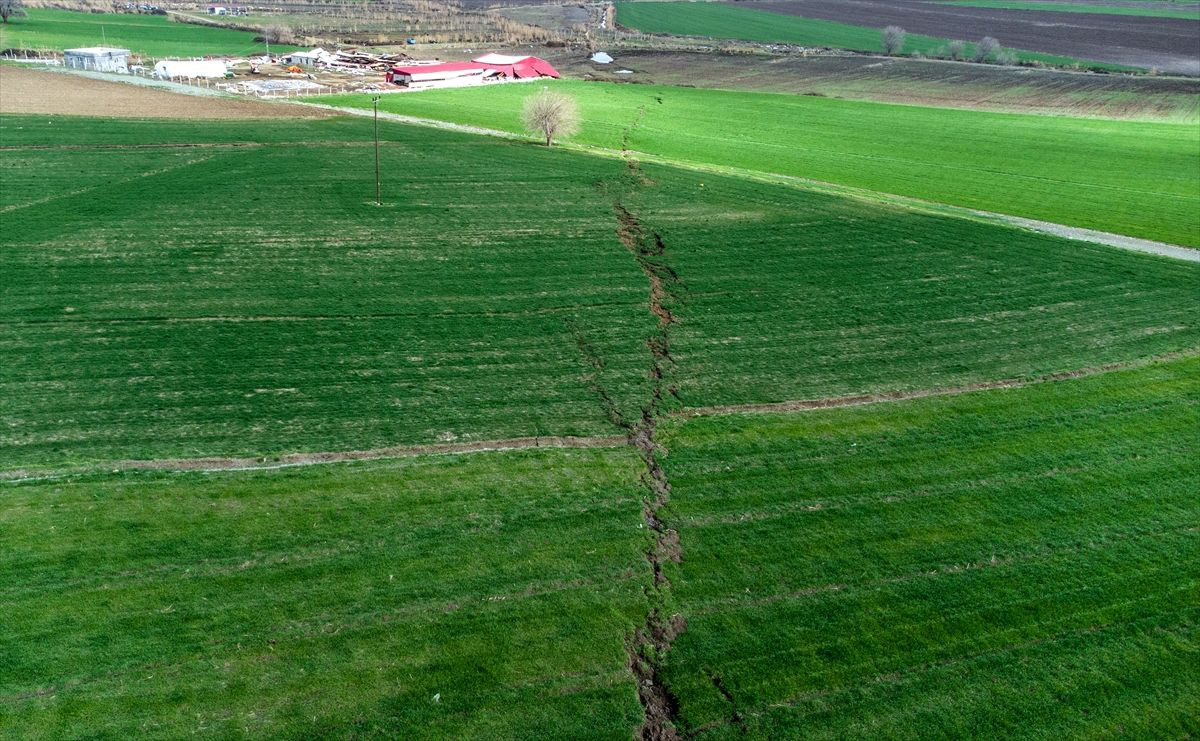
{"left": 603, "top": 127, "right": 691, "bottom": 740}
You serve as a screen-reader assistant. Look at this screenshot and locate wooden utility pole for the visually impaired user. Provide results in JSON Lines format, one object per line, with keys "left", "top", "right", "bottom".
{"left": 373, "top": 95, "right": 382, "bottom": 205}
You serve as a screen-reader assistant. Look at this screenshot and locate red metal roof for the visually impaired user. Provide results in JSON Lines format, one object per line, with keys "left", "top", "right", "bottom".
{"left": 387, "top": 57, "right": 559, "bottom": 81}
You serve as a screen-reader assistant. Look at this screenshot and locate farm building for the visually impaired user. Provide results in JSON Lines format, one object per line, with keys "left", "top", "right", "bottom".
{"left": 64, "top": 47, "right": 131, "bottom": 73}
{"left": 282, "top": 48, "right": 332, "bottom": 67}
{"left": 386, "top": 54, "right": 559, "bottom": 88}
{"left": 154, "top": 60, "right": 229, "bottom": 78}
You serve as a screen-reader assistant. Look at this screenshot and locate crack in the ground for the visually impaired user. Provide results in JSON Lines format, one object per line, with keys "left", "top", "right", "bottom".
{"left": 599, "top": 119, "right": 690, "bottom": 740}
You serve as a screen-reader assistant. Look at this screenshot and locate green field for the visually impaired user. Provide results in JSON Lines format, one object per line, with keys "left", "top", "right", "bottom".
{"left": 5, "top": 353, "right": 1195, "bottom": 736}
{"left": 1, "top": 446, "right": 651, "bottom": 738}
{"left": 937, "top": 0, "right": 1200, "bottom": 20}
{"left": 0, "top": 9, "right": 298, "bottom": 57}
{"left": 3, "top": 114, "right": 1199, "bottom": 473}
{"left": 614, "top": 2, "right": 1135, "bottom": 70}
{"left": 319, "top": 81, "right": 1200, "bottom": 246}
{"left": 659, "top": 355, "right": 1200, "bottom": 737}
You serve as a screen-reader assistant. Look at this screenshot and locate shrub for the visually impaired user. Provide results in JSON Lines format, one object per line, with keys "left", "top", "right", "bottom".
{"left": 882, "top": 25, "right": 906, "bottom": 56}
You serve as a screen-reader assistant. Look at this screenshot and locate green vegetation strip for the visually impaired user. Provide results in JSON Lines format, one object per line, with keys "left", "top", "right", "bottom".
{"left": 658, "top": 355, "right": 1200, "bottom": 737}
{"left": 937, "top": 0, "right": 1200, "bottom": 20}
{"left": 3, "top": 114, "right": 1198, "bottom": 469}
{"left": 0, "top": 447, "right": 650, "bottom": 738}
{"left": 320, "top": 81, "right": 1200, "bottom": 246}
{"left": 614, "top": 2, "right": 1136, "bottom": 70}
{"left": 0, "top": 9, "right": 299, "bottom": 57}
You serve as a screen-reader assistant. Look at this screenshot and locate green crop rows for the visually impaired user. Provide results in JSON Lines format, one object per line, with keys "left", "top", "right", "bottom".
{"left": 659, "top": 355, "right": 1200, "bottom": 737}
{"left": 613, "top": 2, "right": 1137, "bottom": 70}
{"left": 2, "top": 114, "right": 1198, "bottom": 471}
{"left": 0, "top": 9, "right": 298, "bottom": 58}
{"left": 1, "top": 447, "right": 651, "bottom": 738}
{"left": 4, "top": 355, "right": 1195, "bottom": 737}
{"left": 319, "top": 81, "right": 1200, "bottom": 246}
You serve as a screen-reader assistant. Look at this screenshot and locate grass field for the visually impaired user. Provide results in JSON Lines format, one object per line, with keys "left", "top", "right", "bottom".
{"left": 937, "top": 0, "right": 1200, "bottom": 20}
{"left": 1, "top": 446, "right": 651, "bottom": 738}
{"left": 614, "top": 2, "right": 1135, "bottom": 70}
{"left": 2, "top": 113, "right": 1199, "bottom": 473}
{"left": 5, "top": 355, "right": 1195, "bottom": 737}
{"left": 0, "top": 9, "right": 299, "bottom": 57}
{"left": 319, "top": 81, "right": 1200, "bottom": 246}
{"left": 659, "top": 355, "right": 1200, "bottom": 737}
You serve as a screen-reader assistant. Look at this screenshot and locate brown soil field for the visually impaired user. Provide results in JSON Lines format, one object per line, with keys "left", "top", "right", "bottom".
{"left": 0, "top": 66, "right": 334, "bottom": 119}
{"left": 741, "top": 0, "right": 1200, "bottom": 74}
{"left": 554, "top": 51, "right": 1200, "bottom": 121}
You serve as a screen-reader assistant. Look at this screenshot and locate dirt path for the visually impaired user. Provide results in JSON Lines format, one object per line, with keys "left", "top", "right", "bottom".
{"left": 980, "top": 213, "right": 1200, "bottom": 262}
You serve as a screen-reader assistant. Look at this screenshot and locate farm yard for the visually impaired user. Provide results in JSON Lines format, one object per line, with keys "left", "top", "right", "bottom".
{"left": 2, "top": 1, "right": 1199, "bottom": 737}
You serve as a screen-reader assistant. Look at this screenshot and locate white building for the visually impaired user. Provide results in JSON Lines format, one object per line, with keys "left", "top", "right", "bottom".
{"left": 281, "top": 48, "right": 333, "bottom": 67}
{"left": 64, "top": 47, "right": 131, "bottom": 73}
{"left": 153, "top": 59, "right": 229, "bottom": 78}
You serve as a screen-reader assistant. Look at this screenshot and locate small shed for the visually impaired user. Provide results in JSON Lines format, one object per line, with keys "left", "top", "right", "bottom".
{"left": 64, "top": 47, "right": 131, "bottom": 73}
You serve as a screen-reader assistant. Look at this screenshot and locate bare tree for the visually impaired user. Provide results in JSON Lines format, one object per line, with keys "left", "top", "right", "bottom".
{"left": 522, "top": 88, "right": 580, "bottom": 147}
{"left": 0, "top": 0, "right": 26, "bottom": 24}
{"left": 262, "top": 24, "right": 295, "bottom": 45}
{"left": 882, "top": 25, "right": 906, "bottom": 56}
{"left": 975, "top": 36, "right": 1000, "bottom": 62}
{"left": 948, "top": 39, "right": 966, "bottom": 61}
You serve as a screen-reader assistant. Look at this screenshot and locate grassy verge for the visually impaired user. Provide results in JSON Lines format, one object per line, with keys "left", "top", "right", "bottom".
{"left": 614, "top": 2, "right": 1139, "bottom": 71}
{"left": 659, "top": 355, "right": 1200, "bottom": 737}
{"left": 318, "top": 81, "right": 1200, "bottom": 246}
{"left": 0, "top": 9, "right": 298, "bottom": 57}
{"left": 0, "top": 446, "right": 649, "bottom": 738}
{"left": 2, "top": 113, "right": 1198, "bottom": 470}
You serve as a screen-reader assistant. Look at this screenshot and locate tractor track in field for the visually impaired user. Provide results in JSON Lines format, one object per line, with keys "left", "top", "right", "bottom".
{"left": 1, "top": 350, "right": 1193, "bottom": 485}
{"left": 679, "top": 348, "right": 1200, "bottom": 417}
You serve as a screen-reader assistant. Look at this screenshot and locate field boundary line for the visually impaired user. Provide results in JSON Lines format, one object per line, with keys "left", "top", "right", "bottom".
{"left": 0, "top": 435, "right": 626, "bottom": 483}
{"left": 3, "top": 350, "right": 1193, "bottom": 483}
{"left": 679, "top": 348, "right": 1200, "bottom": 418}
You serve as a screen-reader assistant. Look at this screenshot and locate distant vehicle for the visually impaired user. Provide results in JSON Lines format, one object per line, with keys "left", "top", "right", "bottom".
{"left": 406, "top": 38, "right": 417, "bottom": 45}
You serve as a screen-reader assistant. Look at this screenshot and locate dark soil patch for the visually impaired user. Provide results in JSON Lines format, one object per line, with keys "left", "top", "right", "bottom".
{"left": 740, "top": 0, "right": 1200, "bottom": 73}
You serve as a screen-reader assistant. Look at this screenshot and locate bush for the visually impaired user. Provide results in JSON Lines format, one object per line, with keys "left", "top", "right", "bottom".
{"left": 948, "top": 40, "right": 966, "bottom": 61}
{"left": 975, "top": 36, "right": 1000, "bottom": 62}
